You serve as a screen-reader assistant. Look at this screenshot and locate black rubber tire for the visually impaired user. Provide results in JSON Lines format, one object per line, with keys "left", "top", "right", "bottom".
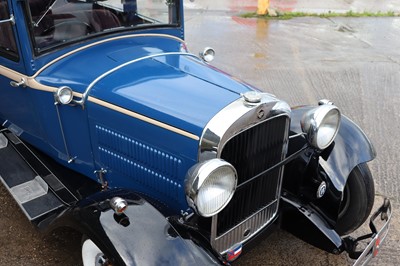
{"left": 335, "top": 163, "right": 375, "bottom": 236}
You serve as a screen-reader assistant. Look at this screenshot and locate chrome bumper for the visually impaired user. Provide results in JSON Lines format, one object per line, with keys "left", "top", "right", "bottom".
{"left": 344, "top": 198, "right": 392, "bottom": 266}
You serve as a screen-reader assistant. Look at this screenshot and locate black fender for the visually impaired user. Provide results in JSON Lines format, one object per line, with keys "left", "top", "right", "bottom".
{"left": 290, "top": 105, "right": 376, "bottom": 191}
{"left": 280, "top": 194, "right": 392, "bottom": 260}
{"left": 47, "top": 188, "right": 220, "bottom": 266}
{"left": 283, "top": 106, "right": 376, "bottom": 223}
{"left": 280, "top": 193, "right": 344, "bottom": 254}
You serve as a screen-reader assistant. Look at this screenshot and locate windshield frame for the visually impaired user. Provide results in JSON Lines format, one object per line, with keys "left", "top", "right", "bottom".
{"left": 24, "top": 0, "right": 182, "bottom": 55}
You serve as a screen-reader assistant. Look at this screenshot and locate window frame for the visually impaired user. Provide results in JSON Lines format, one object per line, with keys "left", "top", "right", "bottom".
{"left": 24, "top": 0, "right": 182, "bottom": 56}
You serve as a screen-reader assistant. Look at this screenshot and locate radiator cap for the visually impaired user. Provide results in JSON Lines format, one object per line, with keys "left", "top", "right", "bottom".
{"left": 243, "top": 91, "right": 262, "bottom": 103}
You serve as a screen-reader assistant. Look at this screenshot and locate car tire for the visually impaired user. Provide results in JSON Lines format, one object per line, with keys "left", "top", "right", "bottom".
{"left": 81, "top": 236, "right": 110, "bottom": 266}
{"left": 335, "top": 163, "right": 375, "bottom": 236}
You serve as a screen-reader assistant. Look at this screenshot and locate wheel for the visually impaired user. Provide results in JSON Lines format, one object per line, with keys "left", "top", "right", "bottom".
{"left": 81, "top": 236, "right": 112, "bottom": 266}
{"left": 335, "top": 163, "right": 375, "bottom": 235}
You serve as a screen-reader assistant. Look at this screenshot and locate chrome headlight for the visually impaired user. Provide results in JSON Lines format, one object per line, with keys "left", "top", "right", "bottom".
{"left": 199, "top": 47, "right": 215, "bottom": 62}
{"left": 55, "top": 86, "right": 73, "bottom": 105}
{"left": 301, "top": 104, "right": 341, "bottom": 150}
{"left": 185, "top": 159, "right": 237, "bottom": 217}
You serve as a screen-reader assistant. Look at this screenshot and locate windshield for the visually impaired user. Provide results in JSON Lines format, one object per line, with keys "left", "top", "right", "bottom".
{"left": 27, "top": 0, "right": 180, "bottom": 52}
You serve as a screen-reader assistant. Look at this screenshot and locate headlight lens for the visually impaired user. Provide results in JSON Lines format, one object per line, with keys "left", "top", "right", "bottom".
{"left": 199, "top": 47, "right": 215, "bottom": 62}
{"left": 301, "top": 105, "right": 341, "bottom": 150}
{"left": 185, "top": 159, "right": 237, "bottom": 217}
{"left": 55, "top": 86, "right": 73, "bottom": 105}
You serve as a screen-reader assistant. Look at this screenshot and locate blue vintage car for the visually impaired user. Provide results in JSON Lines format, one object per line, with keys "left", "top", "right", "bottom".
{"left": 0, "top": 0, "right": 392, "bottom": 265}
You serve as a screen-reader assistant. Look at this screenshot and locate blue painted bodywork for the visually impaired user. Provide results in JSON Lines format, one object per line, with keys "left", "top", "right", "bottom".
{"left": 33, "top": 37, "right": 256, "bottom": 212}
{"left": 1, "top": 0, "right": 256, "bottom": 213}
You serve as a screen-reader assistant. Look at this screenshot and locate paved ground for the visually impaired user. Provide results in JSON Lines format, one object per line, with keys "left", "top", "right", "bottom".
{"left": 185, "top": 0, "right": 400, "bottom": 13}
{"left": 184, "top": 2, "right": 400, "bottom": 265}
{"left": 1, "top": 1, "right": 399, "bottom": 265}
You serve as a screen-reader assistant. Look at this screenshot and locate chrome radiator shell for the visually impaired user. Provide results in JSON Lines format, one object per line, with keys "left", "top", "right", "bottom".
{"left": 198, "top": 93, "right": 290, "bottom": 254}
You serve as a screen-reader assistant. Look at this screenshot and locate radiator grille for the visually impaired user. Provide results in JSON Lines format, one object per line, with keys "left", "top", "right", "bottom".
{"left": 213, "top": 115, "right": 289, "bottom": 252}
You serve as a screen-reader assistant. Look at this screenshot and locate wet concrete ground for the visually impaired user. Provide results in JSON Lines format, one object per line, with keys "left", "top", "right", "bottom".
{"left": 185, "top": 7, "right": 400, "bottom": 266}
{"left": 185, "top": 0, "right": 400, "bottom": 13}
{"left": 1, "top": 2, "right": 400, "bottom": 266}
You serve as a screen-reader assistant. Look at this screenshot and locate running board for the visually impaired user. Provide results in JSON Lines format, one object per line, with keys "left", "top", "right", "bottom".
{"left": 0, "top": 130, "right": 77, "bottom": 226}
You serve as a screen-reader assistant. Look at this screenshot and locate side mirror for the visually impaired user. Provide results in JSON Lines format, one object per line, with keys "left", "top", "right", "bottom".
{"left": 0, "top": 14, "right": 15, "bottom": 26}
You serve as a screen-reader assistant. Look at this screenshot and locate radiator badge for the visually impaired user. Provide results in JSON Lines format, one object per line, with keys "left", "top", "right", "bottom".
{"left": 226, "top": 243, "right": 243, "bottom": 262}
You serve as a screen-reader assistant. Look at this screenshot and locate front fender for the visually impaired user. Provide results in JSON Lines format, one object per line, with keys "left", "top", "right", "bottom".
{"left": 290, "top": 106, "right": 376, "bottom": 192}
{"left": 51, "top": 189, "right": 220, "bottom": 265}
{"left": 283, "top": 106, "right": 376, "bottom": 224}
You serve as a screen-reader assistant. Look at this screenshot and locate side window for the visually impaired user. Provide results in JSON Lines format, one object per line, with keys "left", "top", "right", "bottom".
{"left": 0, "top": 0, "right": 19, "bottom": 61}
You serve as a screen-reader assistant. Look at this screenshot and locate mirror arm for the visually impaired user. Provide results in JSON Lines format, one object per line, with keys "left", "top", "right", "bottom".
{"left": 0, "top": 14, "right": 15, "bottom": 26}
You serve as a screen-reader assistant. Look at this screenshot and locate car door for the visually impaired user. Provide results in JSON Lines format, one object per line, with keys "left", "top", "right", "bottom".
{"left": 0, "top": 0, "right": 43, "bottom": 139}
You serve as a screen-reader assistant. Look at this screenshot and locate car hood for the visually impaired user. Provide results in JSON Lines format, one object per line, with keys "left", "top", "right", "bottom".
{"left": 35, "top": 37, "right": 258, "bottom": 137}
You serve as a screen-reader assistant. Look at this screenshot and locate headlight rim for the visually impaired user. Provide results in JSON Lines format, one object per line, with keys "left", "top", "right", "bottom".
{"left": 301, "top": 104, "right": 341, "bottom": 150}
{"left": 185, "top": 159, "right": 237, "bottom": 217}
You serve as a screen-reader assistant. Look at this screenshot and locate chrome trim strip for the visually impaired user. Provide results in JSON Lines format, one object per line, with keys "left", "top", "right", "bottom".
{"left": 77, "top": 52, "right": 198, "bottom": 107}
{"left": 88, "top": 97, "right": 200, "bottom": 141}
{"left": 33, "top": 33, "right": 187, "bottom": 78}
